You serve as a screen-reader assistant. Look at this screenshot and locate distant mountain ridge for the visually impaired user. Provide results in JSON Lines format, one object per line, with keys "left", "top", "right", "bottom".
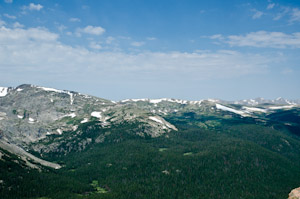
{"left": 120, "top": 97, "right": 300, "bottom": 106}
{"left": 1, "top": 84, "right": 300, "bottom": 106}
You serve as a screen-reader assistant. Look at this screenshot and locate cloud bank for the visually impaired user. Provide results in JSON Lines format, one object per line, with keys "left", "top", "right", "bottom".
{"left": 210, "top": 31, "right": 300, "bottom": 48}
{"left": 23, "top": 3, "right": 43, "bottom": 11}
{"left": 0, "top": 25, "right": 276, "bottom": 87}
{"left": 76, "top": 25, "right": 105, "bottom": 36}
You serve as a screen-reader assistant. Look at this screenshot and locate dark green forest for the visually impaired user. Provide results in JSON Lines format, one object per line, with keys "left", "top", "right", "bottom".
{"left": 1, "top": 111, "right": 300, "bottom": 199}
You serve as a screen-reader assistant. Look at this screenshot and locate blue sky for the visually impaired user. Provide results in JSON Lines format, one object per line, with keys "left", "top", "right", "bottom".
{"left": 0, "top": 0, "right": 300, "bottom": 100}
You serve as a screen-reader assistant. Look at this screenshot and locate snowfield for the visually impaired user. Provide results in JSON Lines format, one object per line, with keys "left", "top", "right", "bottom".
{"left": 91, "top": 111, "right": 102, "bottom": 119}
{"left": 0, "top": 87, "right": 8, "bottom": 97}
{"left": 216, "top": 104, "right": 249, "bottom": 117}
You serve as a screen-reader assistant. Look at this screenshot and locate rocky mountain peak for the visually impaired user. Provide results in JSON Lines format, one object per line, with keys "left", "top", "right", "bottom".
{"left": 0, "top": 84, "right": 177, "bottom": 150}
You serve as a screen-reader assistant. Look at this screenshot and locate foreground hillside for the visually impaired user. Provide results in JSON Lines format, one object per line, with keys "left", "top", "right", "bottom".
{"left": 0, "top": 84, "right": 300, "bottom": 199}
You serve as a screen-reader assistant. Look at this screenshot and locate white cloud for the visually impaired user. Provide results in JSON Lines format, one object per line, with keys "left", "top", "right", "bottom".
{"left": 271, "top": 6, "right": 300, "bottom": 23}
{"left": 131, "top": 41, "right": 145, "bottom": 47}
{"left": 0, "top": 25, "right": 276, "bottom": 86}
{"left": 77, "top": 25, "right": 105, "bottom": 36}
{"left": 69, "top": 18, "right": 81, "bottom": 22}
{"left": 4, "top": 0, "right": 13, "bottom": 3}
{"left": 13, "top": 22, "right": 24, "bottom": 28}
{"left": 210, "top": 31, "right": 300, "bottom": 48}
{"left": 57, "top": 25, "right": 67, "bottom": 32}
{"left": 273, "top": 6, "right": 289, "bottom": 21}
{"left": 23, "top": 3, "right": 43, "bottom": 11}
{"left": 0, "top": 26, "right": 58, "bottom": 43}
{"left": 3, "top": 14, "right": 16, "bottom": 19}
{"left": 89, "top": 41, "right": 102, "bottom": 50}
{"left": 209, "top": 34, "right": 223, "bottom": 40}
{"left": 251, "top": 9, "right": 264, "bottom": 19}
{"left": 273, "top": 14, "right": 283, "bottom": 20}
{"left": 0, "top": 19, "right": 6, "bottom": 26}
{"left": 146, "top": 37, "right": 157, "bottom": 41}
{"left": 290, "top": 8, "right": 300, "bottom": 22}
{"left": 267, "top": 3, "right": 275, "bottom": 10}
{"left": 106, "top": 36, "right": 115, "bottom": 44}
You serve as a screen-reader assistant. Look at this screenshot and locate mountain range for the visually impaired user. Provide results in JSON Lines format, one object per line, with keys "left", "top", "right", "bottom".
{"left": 1, "top": 84, "right": 300, "bottom": 199}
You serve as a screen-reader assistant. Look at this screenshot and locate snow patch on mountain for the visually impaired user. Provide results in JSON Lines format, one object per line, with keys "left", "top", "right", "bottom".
{"left": 208, "top": 99, "right": 220, "bottom": 103}
{"left": 149, "top": 116, "right": 164, "bottom": 124}
{"left": 72, "top": 125, "right": 78, "bottom": 131}
{"left": 242, "top": 106, "right": 267, "bottom": 113}
{"left": 37, "top": 86, "right": 63, "bottom": 93}
{"left": 0, "top": 87, "right": 8, "bottom": 97}
{"left": 216, "top": 104, "right": 249, "bottom": 117}
{"left": 28, "top": 118, "right": 35, "bottom": 124}
{"left": 268, "top": 105, "right": 296, "bottom": 110}
{"left": 91, "top": 111, "right": 102, "bottom": 119}
{"left": 190, "top": 100, "right": 203, "bottom": 105}
{"left": 247, "top": 99, "right": 259, "bottom": 106}
{"left": 158, "top": 109, "right": 168, "bottom": 115}
{"left": 149, "top": 99, "right": 164, "bottom": 103}
{"left": 272, "top": 97, "right": 296, "bottom": 105}
{"left": 150, "top": 98, "right": 188, "bottom": 104}
{"left": 149, "top": 116, "right": 178, "bottom": 131}
{"left": 36, "top": 86, "right": 75, "bottom": 105}
{"left": 81, "top": 118, "right": 89, "bottom": 123}
{"left": 69, "top": 93, "right": 74, "bottom": 105}
{"left": 121, "top": 98, "right": 147, "bottom": 103}
{"left": 65, "top": 113, "right": 76, "bottom": 118}
{"left": 121, "top": 98, "right": 188, "bottom": 104}
{"left": 56, "top": 129, "right": 63, "bottom": 135}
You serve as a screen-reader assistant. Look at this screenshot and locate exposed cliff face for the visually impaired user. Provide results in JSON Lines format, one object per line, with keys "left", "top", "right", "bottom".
{"left": 289, "top": 187, "right": 300, "bottom": 199}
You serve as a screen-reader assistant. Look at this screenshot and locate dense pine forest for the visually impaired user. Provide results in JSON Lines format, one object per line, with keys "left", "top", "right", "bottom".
{"left": 1, "top": 111, "right": 300, "bottom": 199}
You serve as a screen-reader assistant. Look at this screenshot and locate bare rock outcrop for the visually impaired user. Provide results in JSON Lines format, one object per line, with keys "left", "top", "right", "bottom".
{"left": 289, "top": 187, "right": 300, "bottom": 199}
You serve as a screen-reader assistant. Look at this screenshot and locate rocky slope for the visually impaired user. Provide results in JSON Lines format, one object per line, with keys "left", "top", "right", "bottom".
{"left": 289, "top": 187, "right": 300, "bottom": 199}
{"left": 0, "top": 84, "right": 178, "bottom": 167}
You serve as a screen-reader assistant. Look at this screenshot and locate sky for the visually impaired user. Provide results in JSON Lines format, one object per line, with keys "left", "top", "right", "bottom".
{"left": 0, "top": 0, "right": 300, "bottom": 101}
